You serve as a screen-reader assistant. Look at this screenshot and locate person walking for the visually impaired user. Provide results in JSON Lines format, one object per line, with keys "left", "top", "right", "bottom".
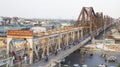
{"left": 12, "top": 49, "right": 16, "bottom": 58}
{"left": 18, "top": 56, "right": 21, "bottom": 67}
{"left": 55, "top": 51, "right": 58, "bottom": 56}
{"left": 89, "top": 53, "right": 93, "bottom": 58}
{"left": 24, "top": 54, "right": 28, "bottom": 64}
{"left": 45, "top": 55, "right": 48, "bottom": 62}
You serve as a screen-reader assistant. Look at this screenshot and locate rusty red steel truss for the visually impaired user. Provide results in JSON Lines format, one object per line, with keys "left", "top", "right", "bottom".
{"left": 75, "top": 7, "right": 113, "bottom": 36}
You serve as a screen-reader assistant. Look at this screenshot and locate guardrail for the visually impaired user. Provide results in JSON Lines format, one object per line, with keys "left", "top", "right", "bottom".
{"left": 43, "top": 36, "right": 91, "bottom": 67}
{"left": 0, "top": 57, "right": 12, "bottom": 67}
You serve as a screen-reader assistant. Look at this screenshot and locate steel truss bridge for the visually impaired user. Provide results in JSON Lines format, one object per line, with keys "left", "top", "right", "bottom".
{"left": 1, "top": 7, "right": 116, "bottom": 67}
{"left": 29, "top": 7, "right": 115, "bottom": 67}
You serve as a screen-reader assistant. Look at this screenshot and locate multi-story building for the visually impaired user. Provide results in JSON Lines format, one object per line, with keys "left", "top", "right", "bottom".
{"left": 30, "top": 25, "right": 54, "bottom": 33}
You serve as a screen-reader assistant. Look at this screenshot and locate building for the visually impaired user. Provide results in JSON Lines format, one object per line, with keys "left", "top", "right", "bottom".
{"left": 30, "top": 25, "right": 53, "bottom": 33}
{"left": 61, "top": 23, "right": 72, "bottom": 28}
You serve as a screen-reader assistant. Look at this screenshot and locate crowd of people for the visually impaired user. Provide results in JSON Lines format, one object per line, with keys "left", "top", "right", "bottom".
{"left": 11, "top": 49, "right": 29, "bottom": 67}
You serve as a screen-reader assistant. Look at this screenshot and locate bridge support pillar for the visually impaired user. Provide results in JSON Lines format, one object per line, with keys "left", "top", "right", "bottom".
{"left": 91, "top": 34, "right": 95, "bottom": 41}
{"left": 81, "top": 28, "right": 83, "bottom": 39}
{"left": 58, "top": 34, "right": 61, "bottom": 50}
{"left": 47, "top": 38, "right": 50, "bottom": 56}
{"left": 73, "top": 31, "right": 75, "bottom": 42}
{"left": 6, "top": 38, "right": 12, "bottom": 57}
{"left": 78, "top": 29, "right": 80, "bottom": 40}
{"left": 66, "top": 33, "right": 69, "bottom": 46}
{"left": 42, "top": 44, "right": 46, "bottom": 58}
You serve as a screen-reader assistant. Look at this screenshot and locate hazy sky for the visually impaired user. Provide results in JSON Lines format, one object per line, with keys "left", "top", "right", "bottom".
{"left": 0, "top": 0, "right": 119, "bottom": 19}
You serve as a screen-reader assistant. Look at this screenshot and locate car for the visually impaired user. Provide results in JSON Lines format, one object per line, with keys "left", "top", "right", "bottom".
{"left": 106, "top": 56, "right": 117, "bottom": 62}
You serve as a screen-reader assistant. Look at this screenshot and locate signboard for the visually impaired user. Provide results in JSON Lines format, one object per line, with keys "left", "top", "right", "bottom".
{"left": 7, "top": 30, "right": 33, "bottom": 38}
{"left": 8, "top": 30, "right": 33, "bottom": 36}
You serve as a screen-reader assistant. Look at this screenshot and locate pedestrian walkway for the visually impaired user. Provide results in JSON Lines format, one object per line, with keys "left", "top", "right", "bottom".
{"left": 29, "top": 37, "right": 91, "bottom": 67}
{"left": 29, "top": 45, "right": 75, "bottom": 67}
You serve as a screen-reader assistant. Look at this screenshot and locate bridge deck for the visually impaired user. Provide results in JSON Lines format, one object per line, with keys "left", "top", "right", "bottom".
{"left": 30, "top": 36, "right": 91, "bottom": 67}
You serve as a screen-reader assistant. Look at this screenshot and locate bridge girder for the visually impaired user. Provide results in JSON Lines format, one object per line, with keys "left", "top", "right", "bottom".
{"left": 75, "top": 7, "right": 113, "bottom": 37}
